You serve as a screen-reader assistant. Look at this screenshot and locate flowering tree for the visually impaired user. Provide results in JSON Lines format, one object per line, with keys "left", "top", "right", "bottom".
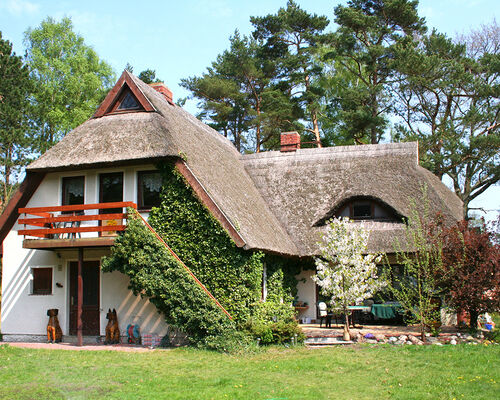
{"left": 313, "top": 217, "right": 385, "bottom": 340}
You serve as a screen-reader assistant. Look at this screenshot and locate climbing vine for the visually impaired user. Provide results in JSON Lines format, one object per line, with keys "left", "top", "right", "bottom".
{"left": 103, "top": 161, "right": 304, "bottom": 347}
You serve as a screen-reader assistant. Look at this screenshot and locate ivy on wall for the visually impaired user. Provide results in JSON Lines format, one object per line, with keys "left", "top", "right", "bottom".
{"left": 103, "top": 161, "right": 305, "bottom": 347}
{"left": 148, "top": 162, "right": 265, "bottom": 322}
{"left": 101, "top": 215, "right": 237, "bottom": 348}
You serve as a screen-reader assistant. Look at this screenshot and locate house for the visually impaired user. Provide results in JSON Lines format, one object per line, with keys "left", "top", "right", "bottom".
{"left": 0, "top": 71, "right": 463, "bottom": 343}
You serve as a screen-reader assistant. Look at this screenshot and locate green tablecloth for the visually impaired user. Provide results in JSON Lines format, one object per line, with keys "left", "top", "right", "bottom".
{"left": 371, "top": 303, "right": 402, "bottom": 319}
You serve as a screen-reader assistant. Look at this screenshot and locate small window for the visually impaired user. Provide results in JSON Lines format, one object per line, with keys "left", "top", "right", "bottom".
{"left": 32, "top": 268, "right": 52, "bottom": 295}
{"left": 62, "top": 176, "right": 85, "bottom": 207}
{"left": 352, "top": 202, "right": 372, "bottom": 219}
{"left": 137, "top": 171, "right": 162, "bottom": 210}
{"left": 117, "top": 92, "right": 140, "bottom": 110}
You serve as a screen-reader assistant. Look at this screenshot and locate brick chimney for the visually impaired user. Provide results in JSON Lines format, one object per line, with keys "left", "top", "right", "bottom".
{"left": 280, "top": 131, "right": 301, "bottom": 152}
{"left": 149, "top": 82, "right": 174, "bottom": 106}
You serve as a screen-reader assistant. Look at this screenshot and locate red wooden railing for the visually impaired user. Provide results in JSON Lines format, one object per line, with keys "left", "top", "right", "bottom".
{"left": 18, "top": 202, "right": 137, "bottom": 238}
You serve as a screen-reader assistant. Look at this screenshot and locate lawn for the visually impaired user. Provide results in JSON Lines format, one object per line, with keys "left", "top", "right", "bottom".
{"left": 0, "top": 344, "right": 498, "bottom": 399}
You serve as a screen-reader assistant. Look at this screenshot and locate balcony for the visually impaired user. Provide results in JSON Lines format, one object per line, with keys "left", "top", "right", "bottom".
{"left": 18, "top": 202, "right": 137, "bottom": 249}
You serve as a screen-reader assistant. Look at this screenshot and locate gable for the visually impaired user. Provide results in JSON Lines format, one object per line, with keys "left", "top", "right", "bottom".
{"left": 93, "top": 70, "right": 155, "bottom": 118}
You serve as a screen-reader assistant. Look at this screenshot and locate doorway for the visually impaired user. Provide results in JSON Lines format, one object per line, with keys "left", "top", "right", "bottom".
{"left": 69, "top": 261, "right": 100, "bottom": 335}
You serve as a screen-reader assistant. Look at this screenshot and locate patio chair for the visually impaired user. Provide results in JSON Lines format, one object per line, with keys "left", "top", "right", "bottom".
{"left": 318, "top": 302, "right": 332, "bottom": 328}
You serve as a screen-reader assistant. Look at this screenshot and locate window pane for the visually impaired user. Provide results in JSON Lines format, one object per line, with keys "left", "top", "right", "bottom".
{"left": 100, "top": 173, "right": 123, "bottom": 203}
{"left": 117, "top": 92, "right": 140, "bottom": 110}
{"left": 62, "top": 176, "right": 84, "bottom": 206}
{"left": 353, "top": 203, "right": 371, "bottom": 218}
{"left": 33, "top": 268, "right": 52, "bottom": 295}
{"left": 138, "top": 171, "right": 161, "bottom": 210}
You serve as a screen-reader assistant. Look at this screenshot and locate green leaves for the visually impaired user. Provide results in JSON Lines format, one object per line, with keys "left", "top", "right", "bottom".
{"left": 24, "top": 17, "right": 115, "bottom": 154}
{"left": 0, "top": 31, "right": 32, "bottom": 208}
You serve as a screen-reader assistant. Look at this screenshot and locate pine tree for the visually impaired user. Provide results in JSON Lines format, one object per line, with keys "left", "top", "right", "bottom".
{"left": 329, "top": 0, "right": 426, "bottom": 144}
{"left": 0, "top": 31, "right": 32, "bottom": 209}
{"left": 251, "top": 0, "right": 330, "bottom": 147}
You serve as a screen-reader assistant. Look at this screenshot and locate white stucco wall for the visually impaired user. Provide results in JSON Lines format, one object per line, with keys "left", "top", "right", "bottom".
{"left": 295, "top": 269, "right": 317, "bottom": 322}
{"left": 1, "top": 164, "right": 169, "bottom": 340}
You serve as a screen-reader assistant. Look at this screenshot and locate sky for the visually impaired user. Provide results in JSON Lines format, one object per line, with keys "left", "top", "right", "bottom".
{"left": 0, "top": 0, "right": 498, "bottom": 221}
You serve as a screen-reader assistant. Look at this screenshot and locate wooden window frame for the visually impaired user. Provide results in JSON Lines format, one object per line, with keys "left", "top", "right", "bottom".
{"left": 137, "top": 170, "right": 162, "bottom": 211}
{"left": 32, "top": 267, "right": 53, "bottom": 295}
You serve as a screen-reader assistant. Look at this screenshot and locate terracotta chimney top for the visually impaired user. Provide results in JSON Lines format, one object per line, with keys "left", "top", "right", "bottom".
{"left": 280, "top": 131, "right": 301, "bottom": 152}
{"left": 149, "top": 82, "right": 174, "bottom": 106}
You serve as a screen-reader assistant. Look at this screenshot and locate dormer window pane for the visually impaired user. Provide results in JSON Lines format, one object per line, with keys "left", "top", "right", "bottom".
{"left": 117, "top": 92, "right": 140, "bottom": 110}
{"left": 353, "top": 203, "right": 372, "bottom": 219}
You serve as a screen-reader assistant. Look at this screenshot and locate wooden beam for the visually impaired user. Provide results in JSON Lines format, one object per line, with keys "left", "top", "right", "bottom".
{"left": 19, "top": 201, "right": 136, "bottom": 214}
{"left": 19, "top": 213, "right": 128, "bottom": 226}
{"left": 77, "top": 247, "right": 83, "bottom": 347}
{"left": 19, "top": 225, "right": 126, "bottom": 236}
{"left": 23, "top": 237, "right": 116, "bottom": 249}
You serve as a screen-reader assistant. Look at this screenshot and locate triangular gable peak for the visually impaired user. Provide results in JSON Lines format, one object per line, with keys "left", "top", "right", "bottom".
{"left": 93, "top": 70, "right": 155, "bottom": 118}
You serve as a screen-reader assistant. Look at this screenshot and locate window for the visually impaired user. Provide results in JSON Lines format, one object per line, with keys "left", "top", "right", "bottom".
{"left": 117, "top": 92, "right": 140, "bottom": 110}
{"left": 312, "top": 196, "right": 405, "bottom": 225}
{"left": 32, "top": 267, "right": 52, "bottom": 295}
{"left": 99, "top": 172, "right": 123, "bottom": 204}
{"left": 107, "top": 88, "right": 144, "bottom": 114}
{"left": 62, "top": 176, "right": 84, "bottom": 207}
{"left": 137, "top": 171, "right": 162, "bottom": 210}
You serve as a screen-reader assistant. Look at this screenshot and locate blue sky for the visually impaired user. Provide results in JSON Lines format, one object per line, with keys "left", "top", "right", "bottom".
{"left": 0, "top": 0, "right": 498, "bottom": 220}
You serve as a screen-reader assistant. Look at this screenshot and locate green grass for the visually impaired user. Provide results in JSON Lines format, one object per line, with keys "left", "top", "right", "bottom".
{"left": 0, "top": 344, "right": 499, "bottom": 399}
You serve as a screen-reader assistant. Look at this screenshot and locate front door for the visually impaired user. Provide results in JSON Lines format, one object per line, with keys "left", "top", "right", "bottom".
{"left": 69, "top": 261, "right": 100, "bottom": 335}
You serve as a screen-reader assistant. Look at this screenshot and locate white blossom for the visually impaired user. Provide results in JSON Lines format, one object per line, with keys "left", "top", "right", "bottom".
{"left": 312, "top": 217, "right": 386, "bottom": 312}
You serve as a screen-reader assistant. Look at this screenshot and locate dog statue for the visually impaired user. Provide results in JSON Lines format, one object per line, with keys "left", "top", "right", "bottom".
{"left": 105, "top": 308, "right": 120, "bottom": 344}
{"left": 46, "top": 309, "right": 62, "bottom": 343}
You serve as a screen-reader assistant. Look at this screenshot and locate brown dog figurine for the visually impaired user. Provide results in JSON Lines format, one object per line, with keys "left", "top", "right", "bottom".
{"left": 46, "top": 309, "right": 62, "bottom": 343}
{"left": 105, "top": 308, "right": 120, "bottom": 344}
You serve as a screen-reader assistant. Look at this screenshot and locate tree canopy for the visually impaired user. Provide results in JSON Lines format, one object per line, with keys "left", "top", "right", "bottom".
{"left": 0, "top": 31, "right": 31, "bottom": 210}
{"left": 24, "top": 17, "right": 115, "bottom": 154}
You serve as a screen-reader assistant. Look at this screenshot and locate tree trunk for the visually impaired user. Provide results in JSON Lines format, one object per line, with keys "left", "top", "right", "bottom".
{"left": 343, "top": 310, "right": 350, "bottom": 341}
{"left": 469, "top": 309, "right": 479, "bottom": 331}
{"left": 311, "top": 110, "right": 322, "bottom": 148}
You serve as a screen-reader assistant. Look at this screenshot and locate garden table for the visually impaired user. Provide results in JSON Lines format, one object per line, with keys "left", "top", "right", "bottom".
{"left": 371, "top": 303, "right": 402, "bottom": 319}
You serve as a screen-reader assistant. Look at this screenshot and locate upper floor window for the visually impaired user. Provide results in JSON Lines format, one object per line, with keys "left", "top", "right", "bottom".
{"left": 137, "top": 171, "right": 162, "bottom": 210}
{"left": 336, "top": 198, "right": 402, "bottom": 221}
{"left": 62, "top": 176, "right": 84, "bottom": 207}
{"left": 314, "top": 196, "right": 404, "bottom": 226}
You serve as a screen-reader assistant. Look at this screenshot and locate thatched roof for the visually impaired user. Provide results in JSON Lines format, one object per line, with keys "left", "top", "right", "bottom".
{"left": 27, "top": 71, "right": 298, "bottom": 255}
{"left": 25, "top": 71, "right": 462, "bottom": 257}
{"left": 242, "top": 142, "right": 463, "bottom": 256}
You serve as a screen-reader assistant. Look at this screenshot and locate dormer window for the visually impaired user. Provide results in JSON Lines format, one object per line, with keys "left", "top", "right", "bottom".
{"left": 315, "top": 196, "right": 405, "bottom": 226}
{"left": 117, "top": 92, "right": 140, "bottom": 110}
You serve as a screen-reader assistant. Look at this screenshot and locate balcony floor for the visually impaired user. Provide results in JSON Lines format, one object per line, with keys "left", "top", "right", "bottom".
{"left": 23, "top": 237, "right": 117, "bottom": 250}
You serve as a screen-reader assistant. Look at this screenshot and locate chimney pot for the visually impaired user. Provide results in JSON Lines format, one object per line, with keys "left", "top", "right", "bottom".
{"left": 280, "top": 131, "right": 301, "bottom": 152}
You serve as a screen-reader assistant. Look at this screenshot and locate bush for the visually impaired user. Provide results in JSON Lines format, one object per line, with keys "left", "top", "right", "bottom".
{"left": 242, "top": 319, "right": 305, "bottom": 345}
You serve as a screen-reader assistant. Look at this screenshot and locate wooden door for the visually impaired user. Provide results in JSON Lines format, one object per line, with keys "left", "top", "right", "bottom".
{"left": 69, "top": 261, "right": 100, "bottom": 335}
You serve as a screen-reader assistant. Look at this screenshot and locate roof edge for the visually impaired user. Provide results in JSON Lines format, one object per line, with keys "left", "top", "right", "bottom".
{"left": 174, "top": 159, "right": 247, "bottom": 248}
